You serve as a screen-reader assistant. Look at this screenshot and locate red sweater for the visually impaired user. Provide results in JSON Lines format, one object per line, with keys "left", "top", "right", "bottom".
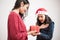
{"left": 8, "top": 12, "right": 27, "bottom": 40}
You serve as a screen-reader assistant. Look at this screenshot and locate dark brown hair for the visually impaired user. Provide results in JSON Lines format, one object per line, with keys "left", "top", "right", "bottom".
{"left": 12, "top": 0, "right": 29, "bottom": 18}
{"left": 12, "top": 0, "right": 29, "bottom": 10}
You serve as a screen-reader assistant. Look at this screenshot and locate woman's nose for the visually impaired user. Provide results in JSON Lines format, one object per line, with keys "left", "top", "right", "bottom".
{"left": 24, "top": 8, "right": 27, "bottom": 12}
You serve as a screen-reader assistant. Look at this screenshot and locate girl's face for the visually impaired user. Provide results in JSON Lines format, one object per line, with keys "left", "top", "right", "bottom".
{"left": 19, "top": 2, "right": 29, "bottom": 14}
{"left": 38, "top": 14, "right": 45, "bottom": 23}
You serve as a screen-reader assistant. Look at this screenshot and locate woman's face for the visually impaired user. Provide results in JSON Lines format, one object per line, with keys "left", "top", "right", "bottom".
{"left": 38, "top": 14, "right": 45, "bottom": 23}
{"left": 19, "top": 2, "right": 29, "bottom": 14}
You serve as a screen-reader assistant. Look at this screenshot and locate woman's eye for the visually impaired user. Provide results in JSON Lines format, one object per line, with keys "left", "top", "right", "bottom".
{"left": 27, "top": 7, "right": 29, "bottom": 9}
{"left": 41, "top": 16, "right": 43, "bottom": 17}
{"left": 39, "top": 16, "right": 43, "bottom": 18}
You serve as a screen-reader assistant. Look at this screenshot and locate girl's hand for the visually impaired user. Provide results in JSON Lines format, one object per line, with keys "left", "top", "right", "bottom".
{"left": 27, "top": 30, "right": 37, "bottom": 35}
{"left": 40, "top": 24, "right": 49, "bottom": 29}
{"left": 31, "top": 32, "right": 41, "bottom": 36}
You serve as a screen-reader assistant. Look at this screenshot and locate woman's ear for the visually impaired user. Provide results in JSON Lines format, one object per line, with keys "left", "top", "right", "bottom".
{"left": 20, "top": 2, "right": 24, "bottom": 7}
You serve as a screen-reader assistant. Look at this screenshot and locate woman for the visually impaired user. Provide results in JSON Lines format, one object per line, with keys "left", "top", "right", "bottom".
{"left": 32, "top": 8, "right": 54, "bottom": 40}
{"left": 8, "top": 0, "right": 36, "bottom": 40}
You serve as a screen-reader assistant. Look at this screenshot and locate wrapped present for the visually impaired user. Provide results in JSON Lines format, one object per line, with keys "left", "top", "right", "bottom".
{"left": 30, "top": 26, "right": 39, "bottom": 33}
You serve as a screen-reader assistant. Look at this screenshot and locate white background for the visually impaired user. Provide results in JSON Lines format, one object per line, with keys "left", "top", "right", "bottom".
{"left": 0, "top": 0, "right": 60, "bottom": 40}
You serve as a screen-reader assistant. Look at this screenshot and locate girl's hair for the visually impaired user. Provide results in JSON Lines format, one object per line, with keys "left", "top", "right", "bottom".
{"left": 36, "top": 15, "right": 52, "bottom": 26}
{"left": 12, "top": 0, "right": 29, "bottom": 19}
{"left": 12, "top": 0, "right": 29, "bottom": 10}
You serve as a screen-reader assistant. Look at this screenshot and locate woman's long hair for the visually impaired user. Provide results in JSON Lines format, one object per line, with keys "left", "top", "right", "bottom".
{"left": 36, "top": 15, "right": 52, "bottom": 26}
{"left": 12, "top": 0, "right": 29, "bottom": 10}
{"left": 12, "top": 0, "right": 29, "bottom": 19}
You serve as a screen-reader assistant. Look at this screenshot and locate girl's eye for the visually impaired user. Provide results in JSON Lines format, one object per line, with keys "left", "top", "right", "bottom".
{"left": 27, "top": 7, "right": 28, "bottom": 9}
{"left": 26, "top": 6, "right": 29, "bottom": 10}
{"left": 41, "top": 16, "right": 43, "bottom": 18}
{"left": 38, "top": 15, "right": 43, "bottom": 18}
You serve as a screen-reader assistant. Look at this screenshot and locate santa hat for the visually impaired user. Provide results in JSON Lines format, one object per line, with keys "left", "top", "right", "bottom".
{"left": 36, "top": 8, "right": 48, "bottom": 15}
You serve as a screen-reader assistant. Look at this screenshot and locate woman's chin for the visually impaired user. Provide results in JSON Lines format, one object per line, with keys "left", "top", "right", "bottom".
{"left": 41, "top": 21, "right": 44, "bottom": 23}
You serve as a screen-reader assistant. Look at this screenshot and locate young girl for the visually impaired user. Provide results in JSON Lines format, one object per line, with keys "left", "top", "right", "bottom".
{"left": 32, "top": 8, "right": 54, "bottom": 40}
{"left": 8, "top": 0, "right": 36, "bottom": 40}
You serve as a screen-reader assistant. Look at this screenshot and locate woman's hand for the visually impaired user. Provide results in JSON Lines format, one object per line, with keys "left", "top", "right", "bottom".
{"left": 40, "top": 24, "right": 49, "bottom": 29}
{"left": 27, "top": 30, "right": 37, "bottom": 35}
{"left": 31, "top": 32, "right": 40, "bottom": 36}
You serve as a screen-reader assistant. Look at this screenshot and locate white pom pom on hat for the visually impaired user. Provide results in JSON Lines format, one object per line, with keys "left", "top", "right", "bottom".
{"left": 35, "top": 8, "right": 48, "bottom": 15}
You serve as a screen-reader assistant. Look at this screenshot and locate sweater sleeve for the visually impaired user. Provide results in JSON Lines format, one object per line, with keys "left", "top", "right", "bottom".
{"left": 8, "top": 13, "right": 27, "bottom": 40}
{"left": 38, "top": 22, "right": 54, "bottom": 40}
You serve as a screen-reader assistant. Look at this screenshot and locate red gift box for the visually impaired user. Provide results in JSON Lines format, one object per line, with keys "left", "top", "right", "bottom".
{"left": 30, "top": 26, "right": 39, "bottom": 33}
